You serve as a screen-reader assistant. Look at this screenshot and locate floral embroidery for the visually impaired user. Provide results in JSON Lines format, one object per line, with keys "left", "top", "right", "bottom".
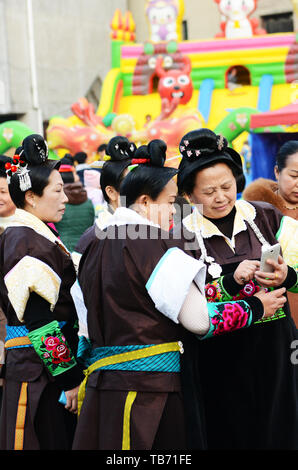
{"left": 232, "top": 280, "right": 262, "bottom": 301}
{"left": 205, "top": 276, "right": 233, "bottom": 302}
{"left": 211, "top": 302, "right": 250, "bottom": 336}
{"left": 28, "top": 320, "right": 77, "bottom": 376}
{"left": 44, "top": 336, "right": 61, "bottom": 351}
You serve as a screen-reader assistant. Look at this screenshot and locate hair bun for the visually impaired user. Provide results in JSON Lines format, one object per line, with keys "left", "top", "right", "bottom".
{"left": 179, "top": 128, "right": 228, "bottom": 159}
{"left": 106, "top": 136, "right": 136, "bottom": 162}
{"left": 21, "top": 134, "right": 49, "bottom": 165}
{"left": 147, "top": 139, "right": 167, "bottom": 167}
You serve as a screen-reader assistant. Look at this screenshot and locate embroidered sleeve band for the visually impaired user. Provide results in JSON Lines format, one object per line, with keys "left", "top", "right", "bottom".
{"left": 199, "top": 300, "right": 256, "bottom": 340}
{"left": 205, "top": 275, "right": 237, "bottom": 302}
{"left": 4, "top": 255, "right": 61, "bottom": 322}
{"left": 146, "top": 247, "right": 207, "bottom": 324}
{"left": 28, "top": 320, "right": 77, "bottom": 376}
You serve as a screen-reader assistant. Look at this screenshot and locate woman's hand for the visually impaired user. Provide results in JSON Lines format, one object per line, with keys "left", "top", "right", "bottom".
{"left": 65, "top": 385, "right": 80, "bottom": 414}
{"left": 254, "top": 287, "right": 287, "bottom": 318}
{"left": 233, "top": 260, "right": 260, "bottom": 285}
{"left": 255, "top": 256, "right": 288, "bottom": 288}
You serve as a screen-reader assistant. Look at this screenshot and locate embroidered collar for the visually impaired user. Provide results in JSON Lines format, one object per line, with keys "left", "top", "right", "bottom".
{"left": 0, "top": 208, "right": 70, "bottom": 255}
{"left": 102, "top": 207, "right": 160, "bottom": 230}
{"left": 183, "top": 200, "right": 257, "bottom": 244}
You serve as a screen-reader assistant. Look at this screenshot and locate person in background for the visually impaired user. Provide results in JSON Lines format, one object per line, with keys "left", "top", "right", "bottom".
{"left": 55, "top": 165, "right": 95, "bottom": 252}
{"left": 73, "top": 152, "right": 89, "bottom": 184}
{"left": 70, "top": 137, "right": 136, "bottom": 341}
{"left": 83, "top": 169, "right": 105, "bottom": 216}
{"left": 0, "top": 155, "right": 16, "bottom": 218}
{"left": 242, "top": 140, "right": 298, "bottom": 327}
{"left": 97, "top": 144, "right": 107, "bottom": 161}
{"left": 73, "top": 136, "right": 136, "bottom": 260}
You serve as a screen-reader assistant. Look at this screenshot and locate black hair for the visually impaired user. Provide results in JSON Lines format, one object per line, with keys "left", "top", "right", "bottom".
{"left": 74, "top": 152, "right": 87, "bottom": 164}
{"left": 60, "top": 171, "right": 75, "bottom": 184}
{"left": 120, "top": 139, "right": 177, "bottom": 208}
{"left": 276, "top": 141, "right": 298, "bottom": 172}
{"left": 100, "top": 136, "right": 136, "bottom": 203}
{"left": 60, "top": 153, "right": 74, "bottom": 166}
{"left": 177, "top": 128, "right": 245, "bottom": 196}
{"left": 0, "top": 155, "right": 12, "bottom": 178}
{"left": 97, "top": 144, "right": 107, "bottom": 153}
{"left": 8, "top": 134, "right": 60, "bottom": 209}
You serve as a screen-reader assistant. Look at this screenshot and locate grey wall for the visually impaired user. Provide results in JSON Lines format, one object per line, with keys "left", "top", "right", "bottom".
{"left": 2, "top": 0, "right": 127, "bottom": 130}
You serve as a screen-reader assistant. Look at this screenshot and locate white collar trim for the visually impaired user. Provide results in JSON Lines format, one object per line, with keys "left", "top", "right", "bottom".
{"left": 102, "top": 207, "right": 160, "bottom": 230}
{"left": 0, "top": 208, "right": 70, "bottom": 254}
{"left": 183, "top": 200, "right": 256, "bottom": 240}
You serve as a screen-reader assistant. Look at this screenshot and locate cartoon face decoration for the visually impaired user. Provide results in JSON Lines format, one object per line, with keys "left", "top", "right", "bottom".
{"left": 215, "top": 0, "right": 256, "bottom": 20}
{"left": 156, "top": 56, "right": 193, "bottom": 105}
{"left": 146, "top": 0, "right": 179, "bottom": 42}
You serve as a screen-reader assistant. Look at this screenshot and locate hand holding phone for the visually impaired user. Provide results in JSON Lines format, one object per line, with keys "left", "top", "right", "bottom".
{"left": 259, "top": 243, "right": 281, "bottom": 273}
{"left": 255, "top": 244, "right": 288, "bottom": 288}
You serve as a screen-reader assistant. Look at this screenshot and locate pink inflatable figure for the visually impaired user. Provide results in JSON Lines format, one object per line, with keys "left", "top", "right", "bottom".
{"left": 214, "top": 0, "right": 266, "bottom": 39}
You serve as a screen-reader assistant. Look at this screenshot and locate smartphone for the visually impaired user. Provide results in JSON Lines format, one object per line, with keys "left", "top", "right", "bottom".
{"left": 260, "top": 243, "right": 281, "bottom": 273}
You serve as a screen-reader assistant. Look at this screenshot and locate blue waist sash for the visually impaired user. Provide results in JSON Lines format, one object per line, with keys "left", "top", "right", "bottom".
{"left": 5, "top": 322, "right": 67, "bottom": 349}
{"left": 77, "top": 336, "right": 181, "bottom": 373}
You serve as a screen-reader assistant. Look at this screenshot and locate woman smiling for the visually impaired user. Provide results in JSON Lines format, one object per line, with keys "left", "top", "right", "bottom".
{"left": 174, "top": 128, "right": 298, "bottom": 450}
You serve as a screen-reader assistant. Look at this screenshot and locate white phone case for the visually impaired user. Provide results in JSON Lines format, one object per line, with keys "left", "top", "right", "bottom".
{"left": 260, "top": 243, "right": 281, "bottom": 273}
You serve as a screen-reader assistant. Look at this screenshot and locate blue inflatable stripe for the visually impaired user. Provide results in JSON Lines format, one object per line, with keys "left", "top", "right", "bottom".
{"left": 198, "top": 78, "right": 214, "bottom": 123}
{"left": 258, "top": 75, "right": 273, "bottom": 112}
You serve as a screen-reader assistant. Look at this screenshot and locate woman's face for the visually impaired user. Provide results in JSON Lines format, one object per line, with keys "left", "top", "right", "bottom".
{"left": 189, "top": 163, "right": 237, "bottom": 219}
{"left": 142, "top": 178, "right": 177, "bottom": 231}
{"left": 0, "top": 177, "right": 16, "bottom": 217}
{"left": 274, "top": 152, "right": 298, "bottom": 206}
{"left": 25, "top": 170, "right": 68, "bottom": 223}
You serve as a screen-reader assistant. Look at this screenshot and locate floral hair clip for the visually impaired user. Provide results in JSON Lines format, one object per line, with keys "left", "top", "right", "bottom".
{"left": 5, "top": 151, "right": 32, "bottom": 191}
{"left": 217, "top": 135, "right": 225, "bottom": 151}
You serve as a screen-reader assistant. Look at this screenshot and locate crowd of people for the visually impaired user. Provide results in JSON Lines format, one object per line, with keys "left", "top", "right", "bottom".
{"left": 0, "top": 129, "right": 297, "bottom": 451}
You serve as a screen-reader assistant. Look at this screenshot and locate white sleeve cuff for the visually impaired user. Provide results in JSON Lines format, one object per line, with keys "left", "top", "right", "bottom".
{"left": 70, "top": 280, "right": 89, "bottom": 338}
{"left": 145, "top": 247, "right": 207, "bottom": 324}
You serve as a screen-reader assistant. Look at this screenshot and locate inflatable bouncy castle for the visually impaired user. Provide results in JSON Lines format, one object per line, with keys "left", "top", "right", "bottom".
{"left": 1, "top": 0, "right": 298, "bottom": 178}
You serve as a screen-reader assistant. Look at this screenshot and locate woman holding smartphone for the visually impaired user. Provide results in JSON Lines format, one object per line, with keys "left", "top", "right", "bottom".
{"left": 175, "top": 128, "right": 298, "bottom": 450}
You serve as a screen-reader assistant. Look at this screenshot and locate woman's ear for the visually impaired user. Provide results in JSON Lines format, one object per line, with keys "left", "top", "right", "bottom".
{"left": 105, "top": 186, "right": 118, "bottom": 202}
{"left": 136, "top": 194, "right": 149, "bottom": 206}
{"left": 274, "top": 165, "right": 279, "bottom": 181}
{"left": 132, "top": 194, "right": 150, "bottom": 216}
{"left": 24, "top": 190, "right": 36, "bottom": 208}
